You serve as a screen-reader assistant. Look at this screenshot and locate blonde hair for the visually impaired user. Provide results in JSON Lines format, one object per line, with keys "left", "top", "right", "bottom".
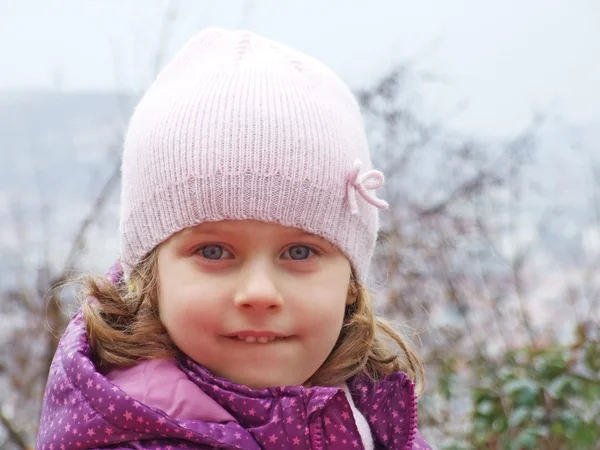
{"left": 82, "top": 248, "right": 424, "bottom": 395}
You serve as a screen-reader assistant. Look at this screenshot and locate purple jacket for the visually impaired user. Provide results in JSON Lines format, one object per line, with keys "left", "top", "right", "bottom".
{"left": 37, "top": 313, "right": 431, "bottom": 450}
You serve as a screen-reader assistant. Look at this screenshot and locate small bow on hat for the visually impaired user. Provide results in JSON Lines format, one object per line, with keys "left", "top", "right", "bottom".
{"left": 346, "top": 159, "right": 389, "bottom": 215}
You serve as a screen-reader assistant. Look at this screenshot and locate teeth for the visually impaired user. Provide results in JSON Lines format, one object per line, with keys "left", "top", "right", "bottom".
{"left": 236, "top": 335, "right": 278, "bottom": 343}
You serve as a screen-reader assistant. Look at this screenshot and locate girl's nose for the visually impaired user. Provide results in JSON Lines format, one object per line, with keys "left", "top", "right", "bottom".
{"left": 233, "top": 264, "right": 284, "bottom": 312}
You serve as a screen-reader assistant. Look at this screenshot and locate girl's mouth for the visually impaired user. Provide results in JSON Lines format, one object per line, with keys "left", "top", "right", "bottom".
{"left": 224, "top": 331, "right": 292, "bottom": 344}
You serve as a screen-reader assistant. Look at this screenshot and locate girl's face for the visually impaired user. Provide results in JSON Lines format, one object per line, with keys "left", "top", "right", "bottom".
{"left": 157, "top": 220, "right": 352, "bottom": 389}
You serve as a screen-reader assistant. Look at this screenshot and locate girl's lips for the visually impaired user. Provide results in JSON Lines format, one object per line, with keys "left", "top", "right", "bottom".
{"left": 228, "top": 330, "right": 288, "bottom": 338}
{"left": 224, "top": 331, "right": 292, "bottom": 344}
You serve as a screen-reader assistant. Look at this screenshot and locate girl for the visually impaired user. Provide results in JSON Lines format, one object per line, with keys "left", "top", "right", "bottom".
{"left": 37, "top": 28, "right": 431, "bottom": 449}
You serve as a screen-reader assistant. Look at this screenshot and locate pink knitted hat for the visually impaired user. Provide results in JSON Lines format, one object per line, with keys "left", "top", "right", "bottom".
{"left": 119, "top": 28, "right": 388, "bottom": 282}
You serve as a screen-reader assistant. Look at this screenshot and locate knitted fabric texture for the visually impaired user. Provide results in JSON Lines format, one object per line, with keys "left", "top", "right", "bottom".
{"left": 120, "top": 28, "right": 388, "bottom": 281}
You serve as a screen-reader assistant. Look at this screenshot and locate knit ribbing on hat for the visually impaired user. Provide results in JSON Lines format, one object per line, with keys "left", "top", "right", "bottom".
{"left": 119, "top": 28, "right": 386, "bottom": 282}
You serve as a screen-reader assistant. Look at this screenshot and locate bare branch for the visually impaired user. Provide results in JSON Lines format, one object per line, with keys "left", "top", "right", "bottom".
{"left": 60, "top": 161, "right": 121, "bottom": 274}
{"left": 0, "top": 410, "right": 29, "bottom": 450}
{"left": 417, "top": 169, "right": 495, "bottom": 218}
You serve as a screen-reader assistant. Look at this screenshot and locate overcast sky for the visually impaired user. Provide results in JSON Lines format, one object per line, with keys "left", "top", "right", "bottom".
{"left": 1, "top": 0, "right": 598, "bottom": 136}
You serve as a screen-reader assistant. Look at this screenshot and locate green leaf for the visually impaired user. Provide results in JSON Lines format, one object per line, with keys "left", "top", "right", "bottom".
{"left": 557, "top": 409, "right": 579, "bottom": 429}
{"left": 515, "top": 430, "right": 538, "bottom": 449}
{"left": 546, "top": 375, "right": 573, "bottom": 399}
{"left": 503, "top": 378, "right": 539, "bottom": 396}
{"left": 581, "top": 381, "right": 600, "bottom": 406}
{"left": 584, "top": 343, "right": 600, "bottom": 372}
{"left": 572, "top": 421, "right": 600, "bottom": 447}
{"left": 473, "top": 417, "right": 490, "bottom": 444}
{"left": 550, "top": 421, "right": 566, "bottom": 437}
{"left": 438, "top": 366, "right": 455, "bottom": 401}
{"left": 474, "top": 387, "right": 496, "bottom": 403}
{"left": 530, "top": 406, "right": 545, "bottom": 421}
{"left": 508, "top": 406, "right": 530, "bottom": 427}
{"left": 476, "top": 399, "right": 497, "bottom": 416}
{"left": 492, "top": 416, "right": 508, "bottom": 433}
{"left": 530, "top": 426, "right": 549, "bottom": 438}
{"left": 473, "top": 416, "right": 490, "bottom": 432}
{"left": 535, "top": 351, "right": 569, "bottom": 379}
{"left": 502, "top": 378, "right": 541, "bottom": 406}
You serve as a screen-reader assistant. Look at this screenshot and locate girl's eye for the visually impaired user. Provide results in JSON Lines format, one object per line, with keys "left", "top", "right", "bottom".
{"left": 284, "top": 245, "right": 315, "bottom": 261}
{"left": 198, "top": 245, "right": 231, "bottom": 260}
